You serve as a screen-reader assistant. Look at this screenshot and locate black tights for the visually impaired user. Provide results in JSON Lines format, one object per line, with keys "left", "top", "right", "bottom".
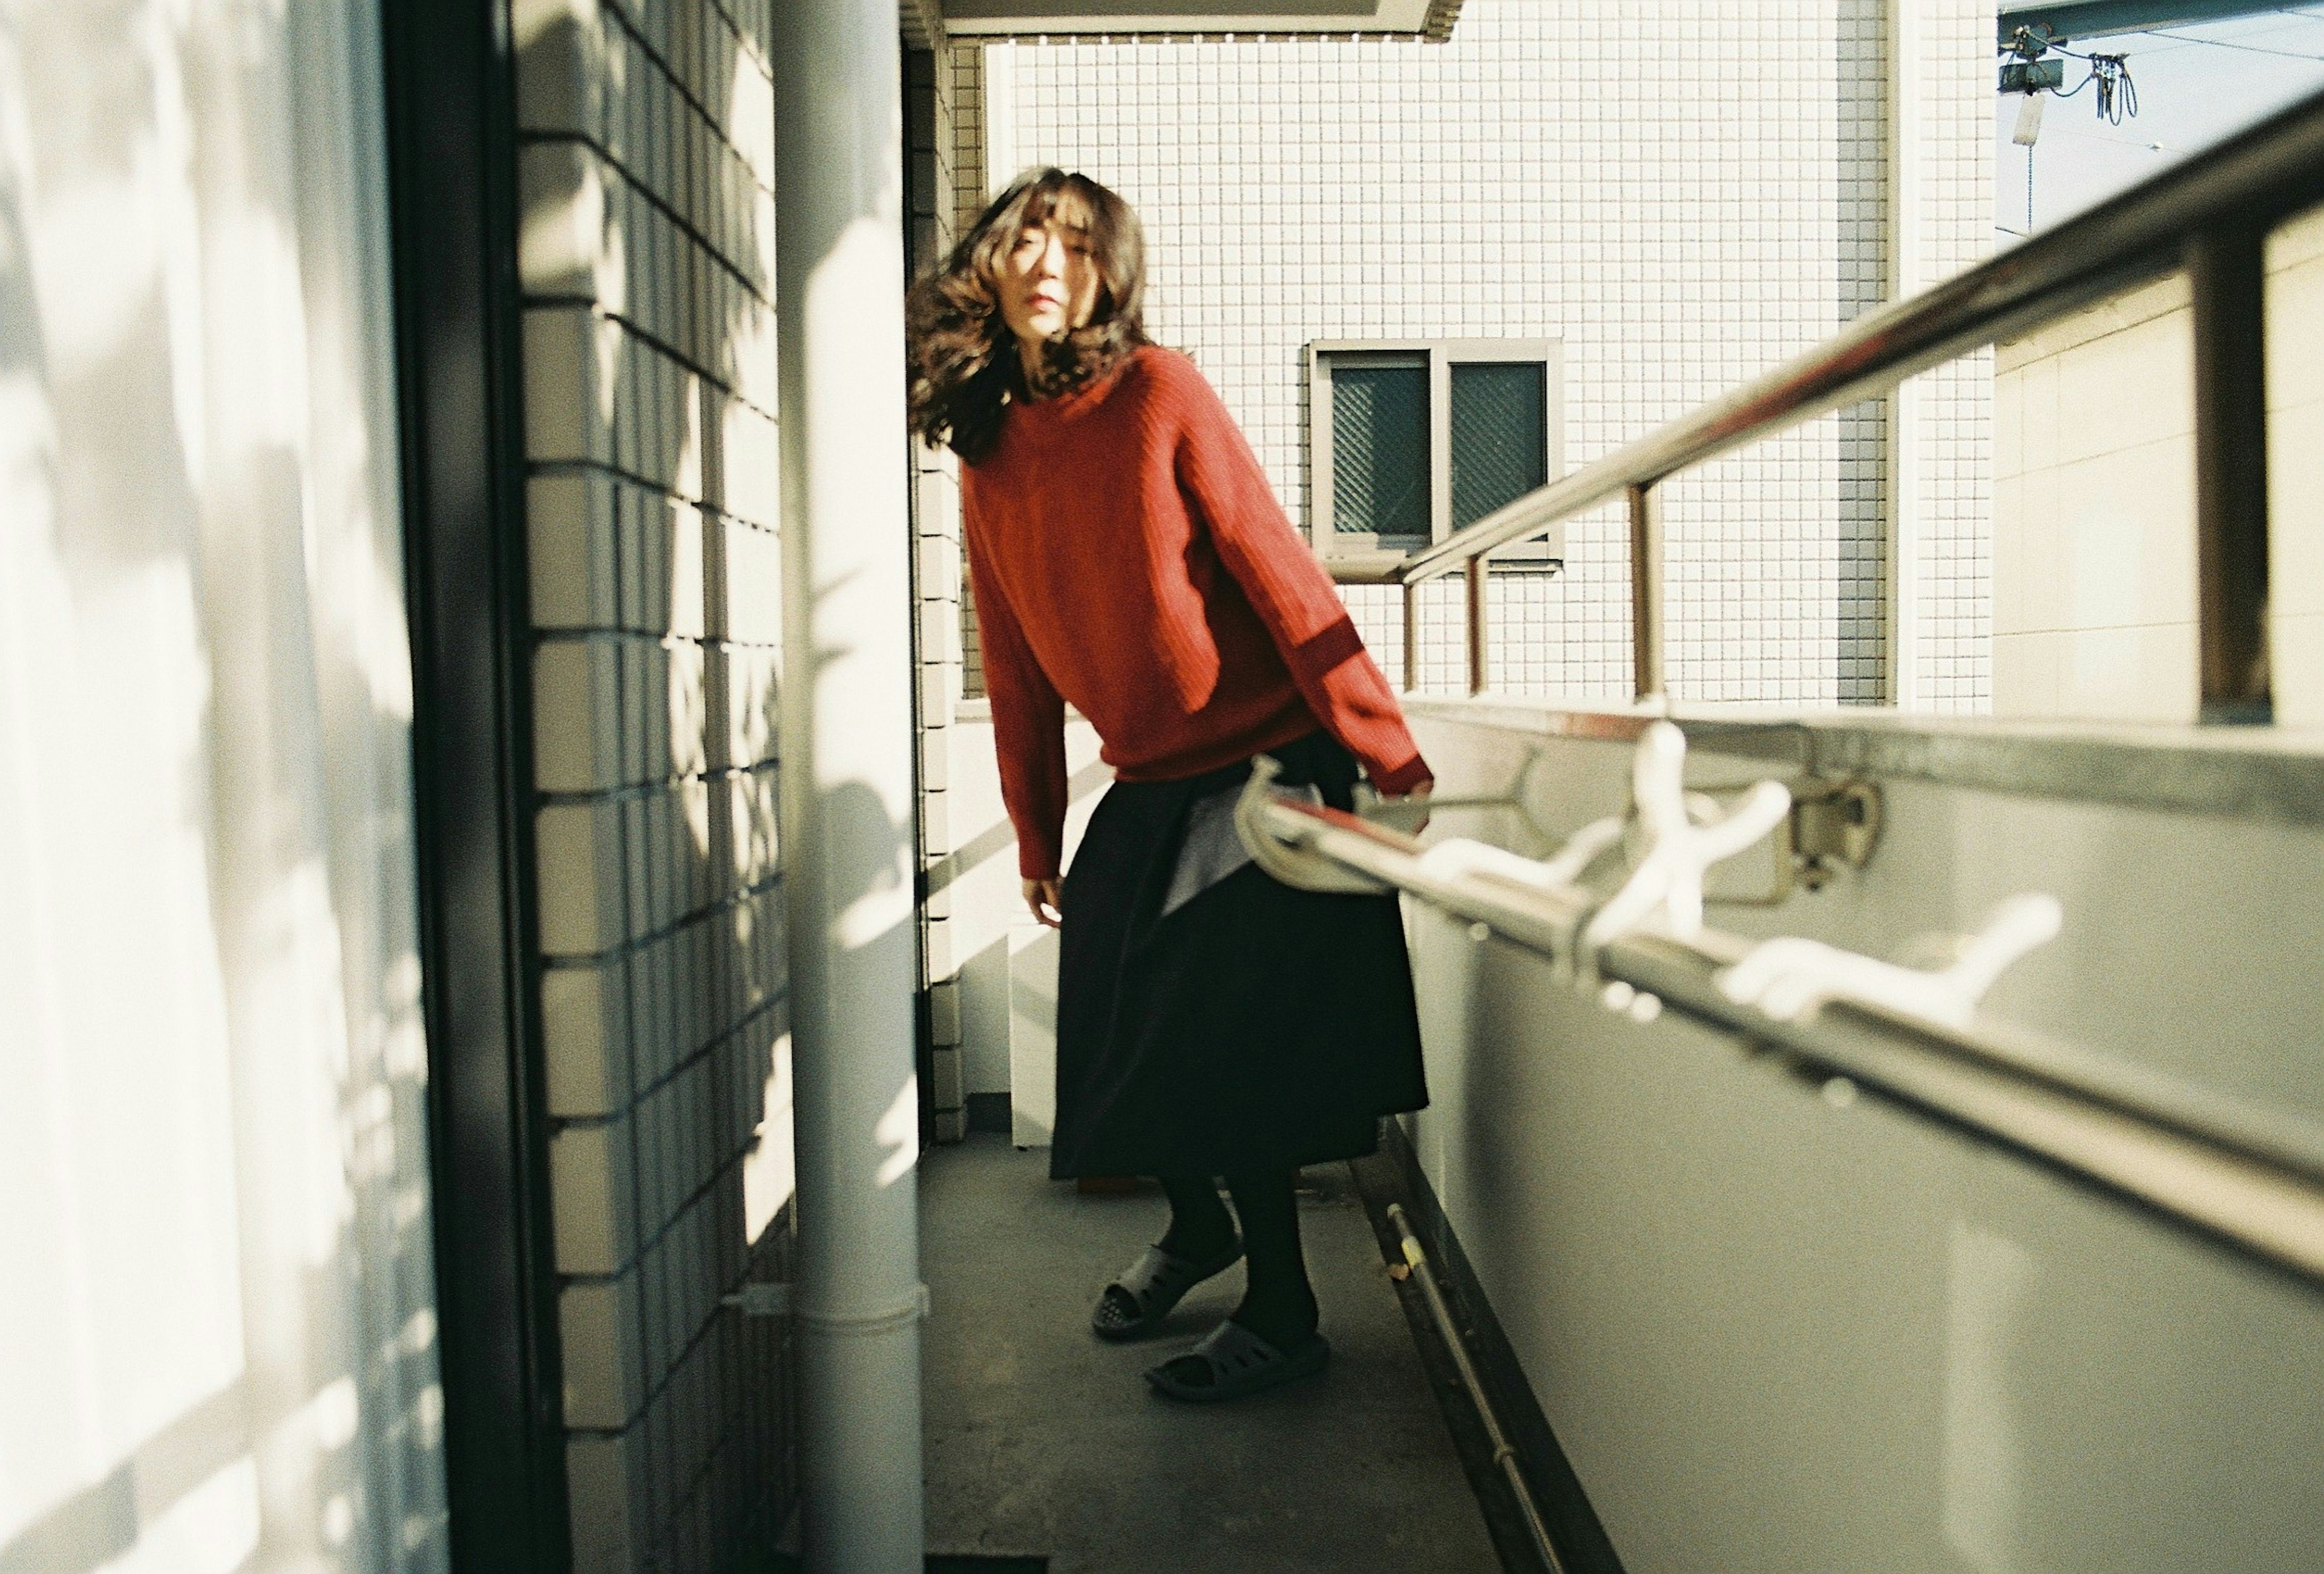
{"left": 1158, "top": 1170, "right": 1318, "bottom": 1349}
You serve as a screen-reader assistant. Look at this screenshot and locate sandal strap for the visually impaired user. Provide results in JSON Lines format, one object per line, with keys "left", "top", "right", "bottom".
{"left": 1186, "top": 1317, "right": 1284, "bottom": 1377}
{"left": 1115, "top": 1246, "right": 1189, "bottom": 1307}
{"left": 1109, "top": 1239, "right": 1235, "bottom": 1313}
{"left": 1143, "top": 1318, "right": 1331, "bottom": 1401}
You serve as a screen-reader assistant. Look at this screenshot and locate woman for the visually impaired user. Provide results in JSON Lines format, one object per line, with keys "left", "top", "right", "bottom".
{"left": 906, "top": 169, "right": 1434, "bottom": 1403}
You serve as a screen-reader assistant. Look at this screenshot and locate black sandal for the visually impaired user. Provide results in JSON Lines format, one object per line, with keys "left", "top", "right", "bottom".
{"left": 1143, "top": 1318, "right": 1331, "bottom": 1403}
{"left": 1090, "top": 1239, "right": 1243, "bottom": 1341}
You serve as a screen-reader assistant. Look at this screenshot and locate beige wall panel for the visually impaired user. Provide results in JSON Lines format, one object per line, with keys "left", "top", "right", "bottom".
{"left": 1993, "top": 206, "right": 2324, "bottom": 728}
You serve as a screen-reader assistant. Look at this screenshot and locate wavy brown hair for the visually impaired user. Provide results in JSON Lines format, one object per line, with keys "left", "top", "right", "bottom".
{"left": 906, "top": 168, "right": 1150, "bottom": 464}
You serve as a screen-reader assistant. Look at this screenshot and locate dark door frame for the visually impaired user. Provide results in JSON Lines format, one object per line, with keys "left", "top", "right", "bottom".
{"left": 378, "top": 0, "right": 569, "bottom": 1566}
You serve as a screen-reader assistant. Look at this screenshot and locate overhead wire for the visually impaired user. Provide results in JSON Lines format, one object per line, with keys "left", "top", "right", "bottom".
{"left": 2001, "top": 24, "right": 2147, "bottom": 230}
{"left": 2006, "top": 24, "right": 2144, "bottom": 125}
{"left": 2144, "top": 30, "right": 2324, "bottom": 64}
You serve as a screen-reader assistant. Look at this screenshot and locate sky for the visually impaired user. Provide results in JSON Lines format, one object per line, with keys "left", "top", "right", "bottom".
{"left": 1995, "top": 4, "right": 2324, "bottom": 238}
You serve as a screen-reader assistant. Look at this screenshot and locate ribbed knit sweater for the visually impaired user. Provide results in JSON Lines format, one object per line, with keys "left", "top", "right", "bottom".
{"left": 962, "top": 345, "right": 1430, "bottom": 880}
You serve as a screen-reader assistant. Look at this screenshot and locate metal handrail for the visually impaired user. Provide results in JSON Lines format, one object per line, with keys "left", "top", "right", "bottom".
{"left": 1244, "top": 786, "right": 2324, "bottom": 1290}
{"left": 1333, "top": 85, "right": 2324, "bottom": 715}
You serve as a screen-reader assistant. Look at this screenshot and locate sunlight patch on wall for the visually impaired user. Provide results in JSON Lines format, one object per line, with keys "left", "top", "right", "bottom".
{"left": 1943, "top": 1216, "right": 2034, "bottom": 1573}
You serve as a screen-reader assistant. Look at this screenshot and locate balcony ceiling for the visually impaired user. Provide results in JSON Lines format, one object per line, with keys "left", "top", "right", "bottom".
{"left": 1997, "top": 0, "right": 2280, "bottom": 45}
{"left": 902, "top": 0, "right": 1463, "bottom": 42}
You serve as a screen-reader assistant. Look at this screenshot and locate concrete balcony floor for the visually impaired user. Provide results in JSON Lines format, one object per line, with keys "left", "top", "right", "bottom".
{"left": 919, "top": 1133, "right": 1507, "bottom": 1573}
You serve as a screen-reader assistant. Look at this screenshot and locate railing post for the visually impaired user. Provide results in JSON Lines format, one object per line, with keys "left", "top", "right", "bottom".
{"left": 1465, "top": 556, "right": 1489, "bottom": 695}
{"left": 2188, "top": 226, "right": 2273, "bottom": 724}
{"left": 1628, "top": 481, "right": 1666, "bottom": 703}
{"left": 1403, "top": 580, "right": 1420, "bottom": 694}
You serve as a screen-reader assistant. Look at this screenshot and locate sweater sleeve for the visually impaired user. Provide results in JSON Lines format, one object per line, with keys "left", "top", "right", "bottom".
{"left": 963, "top": 488, "right": 1071, "bottom": 880}
{"left": 1166, "top": 358, "right": 1433, "bottom": 795}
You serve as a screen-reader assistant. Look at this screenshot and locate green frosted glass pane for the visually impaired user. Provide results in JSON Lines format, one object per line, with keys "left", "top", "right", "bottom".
{"left": 1331, "top": 363, "right": 1430, "bottom": 545}
{"left": 1450, "top": 361, "right": 1548, "bottom": 530}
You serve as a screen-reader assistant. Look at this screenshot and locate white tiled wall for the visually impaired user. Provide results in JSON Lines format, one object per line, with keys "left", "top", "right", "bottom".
{"left": 941, "top": 45, "right": 996, "bottom": 706}
{"left": 1900, "top": 0, "right": 1998, "bottom": 712}
{"left": 988, "top": 0, "right": 1995, "bottom": 707}
{"left": 515, "top": 0, "right": 793, "bottom": 1566}
{"left": 909, "top": 44, "right": 988, "bottom": 1139}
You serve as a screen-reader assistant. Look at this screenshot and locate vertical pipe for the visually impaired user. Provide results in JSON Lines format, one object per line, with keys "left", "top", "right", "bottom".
{"left": 1465, "top": 556, "right": 1489, "bottom": 696}
{"left": 772, "top": 1, "right": 928, "bottom": 1568}
{"left": 1403, "top": 579, "right": 1420, "bottom": 694}
{"left": 2188, "top": 226, "right": 2273, "bottom": 724}
{"left": 1628, "top": 481, "right": 1666, "bottom": 703}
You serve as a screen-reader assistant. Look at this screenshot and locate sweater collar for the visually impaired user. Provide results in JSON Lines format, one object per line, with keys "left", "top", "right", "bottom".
{"left": 1004, "top": 346, "right": 1145, "bottom": 434}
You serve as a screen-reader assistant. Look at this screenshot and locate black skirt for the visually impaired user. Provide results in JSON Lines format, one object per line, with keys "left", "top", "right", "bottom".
{"left": 1049, "top": 731, "right": 1429, "bottom": 1179}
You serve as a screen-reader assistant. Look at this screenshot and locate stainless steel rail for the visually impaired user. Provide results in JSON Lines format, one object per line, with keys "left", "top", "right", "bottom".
{"left": 1247, "top": 788, "right": 2324, "bottom": 1288}
{"left": 1332, "top": 87, "right": 2324, "bottom": 718}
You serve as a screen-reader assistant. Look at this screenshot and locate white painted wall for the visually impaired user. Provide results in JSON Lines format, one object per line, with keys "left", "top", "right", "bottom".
{"left": 1402, "top": 700, "right": 2324, "bottom": 1572}
{"left": 939, "top": 712, "right": 1105, "bottom": 1121}
{"left": 0, "top": 0, "right": 445, "bottom": 1566}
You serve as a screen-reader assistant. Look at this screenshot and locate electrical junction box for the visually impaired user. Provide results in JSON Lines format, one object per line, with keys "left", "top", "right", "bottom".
{"left": 2001, "top": 58, "right": 2066, "bottom": 93}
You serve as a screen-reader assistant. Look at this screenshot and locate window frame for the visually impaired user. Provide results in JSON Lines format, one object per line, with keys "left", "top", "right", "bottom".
{"left": 1307, "top": 337, "right": 1566, "bottom": 568}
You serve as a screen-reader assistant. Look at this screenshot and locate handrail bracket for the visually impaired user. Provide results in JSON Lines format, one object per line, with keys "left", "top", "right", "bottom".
{"left": 1787, "top": 776, "right": 1884, "bottom": 891}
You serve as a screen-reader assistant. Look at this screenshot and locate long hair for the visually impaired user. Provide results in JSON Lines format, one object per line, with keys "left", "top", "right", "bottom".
{"left": 906, "top": 168, "right": 1150, "bottom": 464}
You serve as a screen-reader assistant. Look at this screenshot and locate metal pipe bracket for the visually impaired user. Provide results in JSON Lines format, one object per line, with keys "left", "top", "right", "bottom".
{"left": 1235, "top": 755, "right": 1394, "bottom": 895}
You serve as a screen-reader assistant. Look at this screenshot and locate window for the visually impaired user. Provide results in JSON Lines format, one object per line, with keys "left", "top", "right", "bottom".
{"left": 1309, "top": 340, "right": 1563, "bottom": 567}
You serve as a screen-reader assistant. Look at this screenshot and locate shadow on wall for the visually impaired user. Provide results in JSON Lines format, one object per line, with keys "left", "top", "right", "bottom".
{"left": 930, "top": 726, "right": 1109, "bottom": 1137}
{"left": 512, "top": 1, "right": 930, "bottom": 1559}
{"left": 0, "top": 0, "right": 446, "bottom": 1570}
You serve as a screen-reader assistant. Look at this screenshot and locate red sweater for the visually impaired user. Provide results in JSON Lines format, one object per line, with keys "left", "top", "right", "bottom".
{"left": 963, "top": 345, "right": 1430, "bottom": 880}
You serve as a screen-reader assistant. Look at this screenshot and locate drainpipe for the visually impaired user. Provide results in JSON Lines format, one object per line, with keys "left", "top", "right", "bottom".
{"left": 771, "top": 0, "right": 928, "bottom": 1567}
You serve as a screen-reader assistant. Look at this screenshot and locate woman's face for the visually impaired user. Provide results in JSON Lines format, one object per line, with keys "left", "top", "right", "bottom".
{"left": 993, "top": 203, "right": 1101, "bottom": 355}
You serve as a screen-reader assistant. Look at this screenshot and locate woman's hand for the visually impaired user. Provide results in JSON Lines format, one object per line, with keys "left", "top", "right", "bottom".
{"left": 1023, "top": 877, "right": 1063, "bottom": 928}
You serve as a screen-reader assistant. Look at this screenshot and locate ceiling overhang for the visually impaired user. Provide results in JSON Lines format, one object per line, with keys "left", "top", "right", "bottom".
{"left": 904, "top": 0, "right": 1463, "bottom": 44}
{"left": 1997, "top": 0, "right": 2279, "bottom": 45}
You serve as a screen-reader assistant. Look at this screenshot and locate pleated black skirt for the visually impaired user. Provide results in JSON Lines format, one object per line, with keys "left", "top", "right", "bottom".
{"left": 1049, "top": 730, "right": 1429, "bottom": 1179}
